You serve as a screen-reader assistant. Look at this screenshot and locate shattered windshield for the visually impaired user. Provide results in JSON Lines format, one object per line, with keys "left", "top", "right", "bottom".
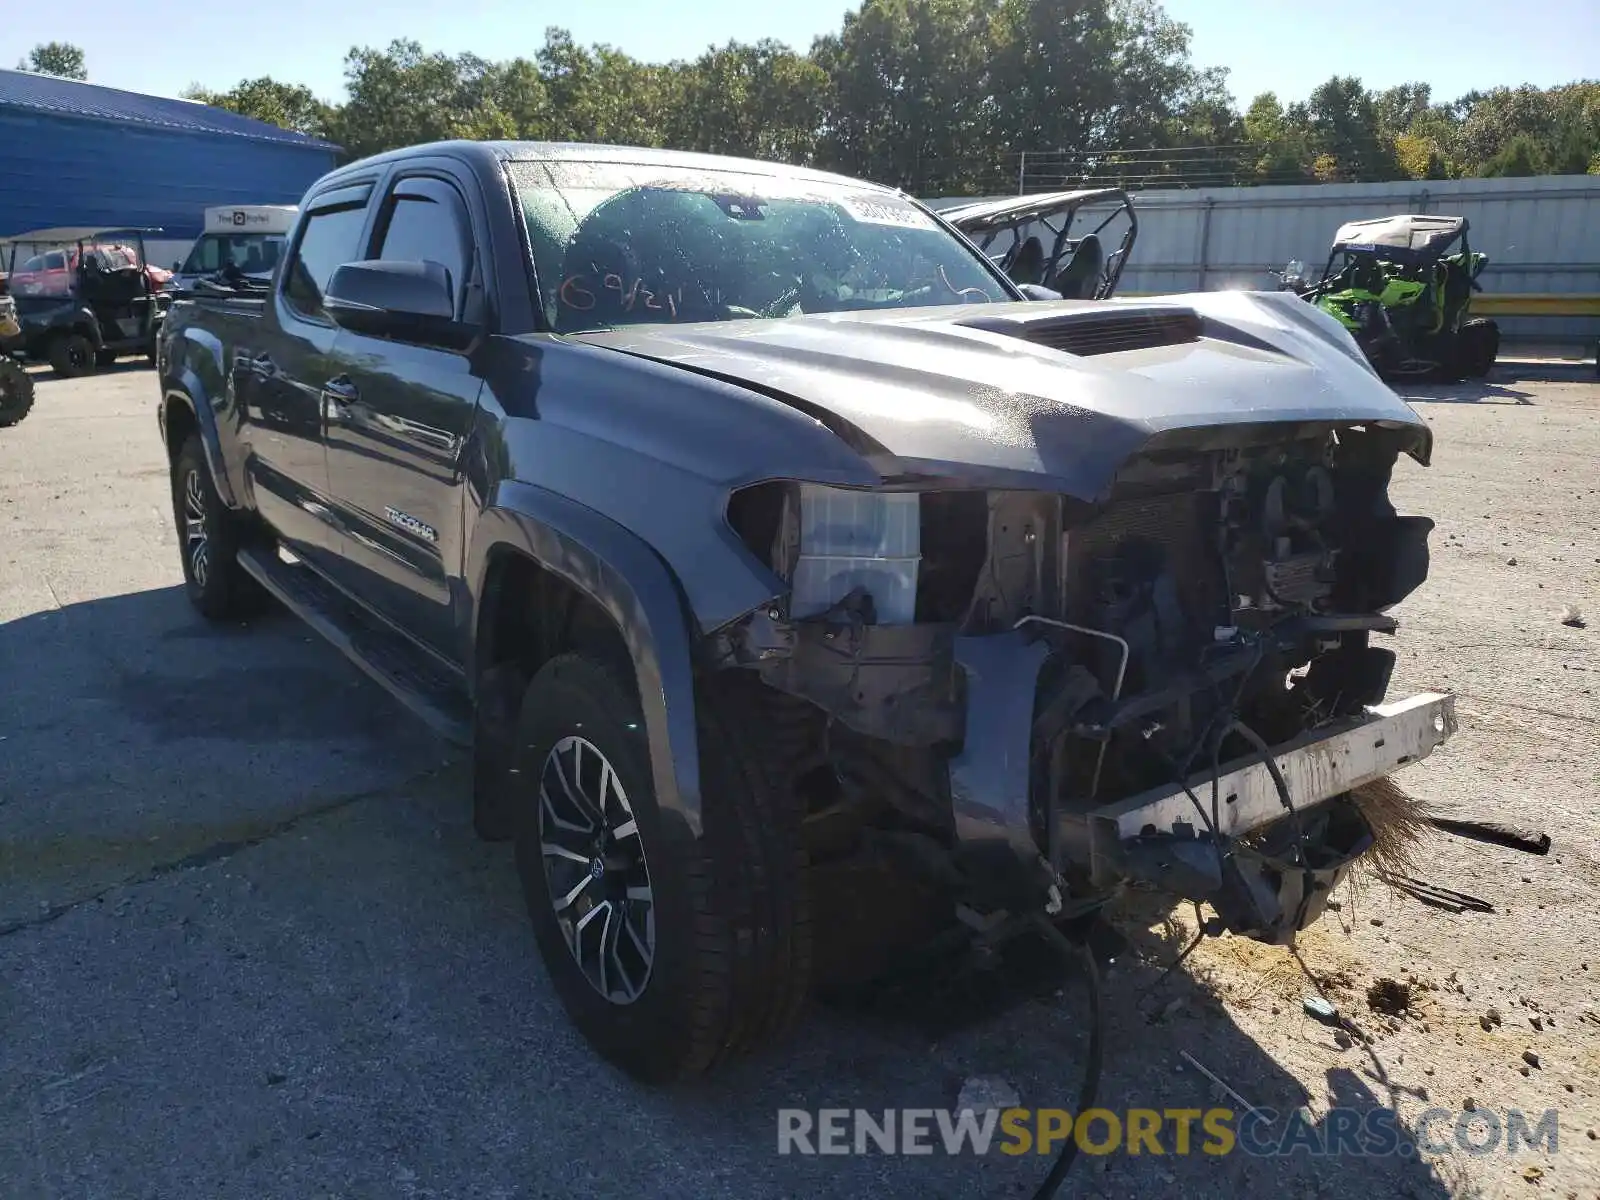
{"left": 508, "top": 159, "right": 1013, "bottom": 333}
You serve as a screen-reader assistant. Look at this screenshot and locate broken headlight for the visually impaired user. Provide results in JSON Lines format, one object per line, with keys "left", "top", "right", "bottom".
{"left": 789, "top": 484, "right": 922, "bottom": 625}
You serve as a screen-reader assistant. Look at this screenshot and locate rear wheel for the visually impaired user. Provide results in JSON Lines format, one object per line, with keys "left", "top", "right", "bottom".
{"left": 49, "top": 332, "right": 95, "bottom": 378}
{"left": 513, "top": 656, "right": 811, "bottom": 1082}
{"left": 171, "top": 433, "right": 259, "bottom": 619}
{"left": 0, "top": 358, "right": 34, "bottom": 427}
{"left": 1454, "top": 318, "right": 1499, "bottom": 379}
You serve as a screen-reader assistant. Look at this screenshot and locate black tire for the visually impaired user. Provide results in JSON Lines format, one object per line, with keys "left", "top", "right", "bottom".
{"left": 1456, "top": 318, "right": 1499, "bottom": 380}
{"left": 49, "top": 332, "right": 95, "bottom": 378}
{"left": 513, "top": 656, "right": 811, "bottom": 1082}
{"left": 0, "top": 358, "right": 34, "bottom": 427}
{"left": 171, "top": 433, "right": 258, "bottom": 619}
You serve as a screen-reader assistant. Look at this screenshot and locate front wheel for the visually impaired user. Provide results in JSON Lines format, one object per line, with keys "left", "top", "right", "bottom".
{"left": 513, "top": 656, "right": 811, "bottom": 1082}
{"left": 0, "top": 358, "right": 34, "bottom": 427}
{"left": 49, "top": 332, "right": 95, "bottom": 378}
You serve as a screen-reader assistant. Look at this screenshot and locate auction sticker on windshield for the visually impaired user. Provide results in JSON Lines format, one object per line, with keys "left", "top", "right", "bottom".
{"left": 838, "top": 194, "right": 938, "bottom": 230}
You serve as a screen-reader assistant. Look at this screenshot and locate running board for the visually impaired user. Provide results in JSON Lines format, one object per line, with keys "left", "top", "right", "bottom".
{"left": 237, "top": 545, "right": 473, "bottom": 746}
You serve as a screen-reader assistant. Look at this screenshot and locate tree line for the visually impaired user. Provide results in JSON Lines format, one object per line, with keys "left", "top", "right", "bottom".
{"left": 21, "top": 2, "right": 1600, "bottom": 194}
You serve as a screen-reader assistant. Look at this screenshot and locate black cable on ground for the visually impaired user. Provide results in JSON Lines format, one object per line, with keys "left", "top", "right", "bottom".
{"left": 1027, "top": 915, "right": 1106, "bottom": 1200}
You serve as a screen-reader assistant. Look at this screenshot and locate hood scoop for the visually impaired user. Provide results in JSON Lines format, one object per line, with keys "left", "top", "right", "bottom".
{"left": 960, "top": 307, "right": 1204, "bottom": 357}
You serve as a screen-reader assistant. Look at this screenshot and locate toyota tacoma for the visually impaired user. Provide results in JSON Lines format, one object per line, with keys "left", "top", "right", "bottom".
{"left": 157, "top": 140, "right": 1455, "bottom": 1082}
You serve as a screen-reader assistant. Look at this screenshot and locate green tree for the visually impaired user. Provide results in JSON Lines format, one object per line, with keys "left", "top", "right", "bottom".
{"left": 329, "top": 40, "right": 523, "bottom": 159}
{"left": 668, "top": 40, "right": 828, "bottom": 163}
{"left": 182, "top": 78, "right": 332, "bottom": 139}
{"left": 1241, "top": 92, "right": 1309, "bottom": 183}
{"left": 1372, "top": 83, "right": 1432, "bottom": 140}
{"left": 1453, "top": 86, "right": 1556, "bottom": 172}
{"left": 1393, "top": 132, "right": 1449, "bottom": 179}
{"left": 981, "top": 0, "right": 1223, "bottom": 191}
{"left": 1483, "top": 133, "right": 1542, "bottom": 177}
{"left": 18, "top": 41, "right": 86, "bottom": 80}
{"left": 1299, "top": 76, "right": 1401, "bottom": 181}
{"left": 535, "top": 28, "right": 680, "bottom": 147}
{"left": 176, "top": 13, "right": 1600, "bottom": 189}
{"left": 811, "top": 0, "right": 995, "bottom": 192}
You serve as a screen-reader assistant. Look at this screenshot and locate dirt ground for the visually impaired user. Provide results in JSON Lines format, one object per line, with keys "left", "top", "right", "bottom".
{"left": 1, "top": 363, "right": 1596, "bottom": 1199}
{"left": 1143, "top": 369, "right": 1600, "bottom": 1199}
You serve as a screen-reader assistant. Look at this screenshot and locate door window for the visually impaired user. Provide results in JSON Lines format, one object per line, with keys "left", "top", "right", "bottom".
{"left": 372, "top": 179, "right": 473, "bottom": 318}
{"left": 283, "top": 203, "right": 369, "bottom": 321}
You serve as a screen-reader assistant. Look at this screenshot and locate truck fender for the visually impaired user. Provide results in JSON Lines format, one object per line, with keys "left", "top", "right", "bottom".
{"left": 159, "top": 326, "right": 239, "bottom": 507}
{"left": 467, "top": 480, "right": 705, "bottom": 834}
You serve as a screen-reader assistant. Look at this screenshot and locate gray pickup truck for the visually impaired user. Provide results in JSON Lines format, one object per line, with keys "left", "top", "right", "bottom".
{"left": 158, "top": 139, "right": 1455, "bottom": 1082}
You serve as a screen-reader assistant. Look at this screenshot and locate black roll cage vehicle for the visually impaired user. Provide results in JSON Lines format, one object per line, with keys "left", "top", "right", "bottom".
{"left": 1276, "top": 214, "right": 1499, "bottom": 381}
{"left": 0, "top": 226, "right": 172, "bottom": 377}
{"left": 941, "top": 188, "right": 1138, "bottom": 300}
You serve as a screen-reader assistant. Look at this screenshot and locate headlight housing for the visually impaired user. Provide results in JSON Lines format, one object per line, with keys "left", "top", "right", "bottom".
{"left": 788, "top": 484, "right": 922, "bottom": 625}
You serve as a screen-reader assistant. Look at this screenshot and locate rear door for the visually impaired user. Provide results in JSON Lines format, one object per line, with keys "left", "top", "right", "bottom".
{"left": 320, "top": 167, "right": 487, "bottom": 659}
{"left": 233, "top": 182, "right": 375, "bottom": 565}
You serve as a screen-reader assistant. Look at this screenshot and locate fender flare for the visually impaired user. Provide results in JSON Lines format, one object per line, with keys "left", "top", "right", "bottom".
{"left": 467, "top": 480, "right": 705, "bottom": 834}
{"left": 160, "top": 379, "right": 238, "bottom": 508}
{"left": 159, "top": 323, "right": 239, "bottom": 507}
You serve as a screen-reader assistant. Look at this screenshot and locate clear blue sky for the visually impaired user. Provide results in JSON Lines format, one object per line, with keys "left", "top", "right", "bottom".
{"left": 6, "top": 0, "right": 1596, "bottom": 106}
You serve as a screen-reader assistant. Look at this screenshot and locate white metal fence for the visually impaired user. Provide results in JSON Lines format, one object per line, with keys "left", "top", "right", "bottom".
{"left": 928, "top": 174, "right": 1600, "bottom": 347}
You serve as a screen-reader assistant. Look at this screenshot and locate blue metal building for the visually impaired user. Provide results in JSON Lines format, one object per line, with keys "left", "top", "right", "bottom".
{"left": 0, "top": 69, "right": 339, "bottom": 241}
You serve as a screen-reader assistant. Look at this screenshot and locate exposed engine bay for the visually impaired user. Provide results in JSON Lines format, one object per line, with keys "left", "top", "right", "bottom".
{"left": 719, "top": 418, "right": 1452, "bottom": 946}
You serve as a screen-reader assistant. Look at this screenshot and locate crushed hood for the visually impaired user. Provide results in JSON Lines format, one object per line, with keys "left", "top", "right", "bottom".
{"left": 575, "top": 291, "right": 1431, "bottom": 500}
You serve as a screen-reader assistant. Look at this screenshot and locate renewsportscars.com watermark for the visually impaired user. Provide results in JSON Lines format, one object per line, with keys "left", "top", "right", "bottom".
{"left": 777, "top": 1107, "right": 1562, "bottom": 1158}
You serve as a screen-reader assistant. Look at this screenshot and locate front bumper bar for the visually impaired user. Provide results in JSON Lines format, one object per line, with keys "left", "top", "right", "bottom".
{"left": 1061, "top": 690, "right": 1457, "bottom": 940}
{"left": 1076, "top": 691, "right": 1457, "bottom": 871}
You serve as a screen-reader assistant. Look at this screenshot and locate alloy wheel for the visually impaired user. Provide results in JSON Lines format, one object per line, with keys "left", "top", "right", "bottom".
{"left": 183, "top": 468, "right": 209, "bottom": 589}
{"left": 537, "top": 734, "right": 655, "bottom": 1004}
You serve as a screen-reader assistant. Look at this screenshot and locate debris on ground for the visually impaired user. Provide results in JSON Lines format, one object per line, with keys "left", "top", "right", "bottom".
{"left": 1350, "top": 775, "right": 1432, "bottom": 877}
{"left": 1303, "top": 995, "right": 1339, "bottom": 1025}
{"left": 1522, "top": 1050, "right": 1541, "bottom": 1069}
{"left": 1428, "top": 817, "right": 1552, "bottom": 856}
{"left": 1366, "top": 977, "right": 1412, "bottom": 1016}
{"left": 1376, "top": 870, "right": 1496, "bottom": 913}
{"left": 1559, "top": 604, "right": 1586, "bottom": 628}
{"left": 1178, "top": 1051, "right": 1263, "bottom": 1119}
{"left": 956, "top": 1075, "right": 1020, "bottom": 1114}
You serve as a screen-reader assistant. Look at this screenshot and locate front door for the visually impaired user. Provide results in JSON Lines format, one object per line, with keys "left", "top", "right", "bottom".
{"left": 235, "top": 182, "right": 375, "bottom": 566}
{"left": 321, "top": 171, "right": 486, "bottom": 658}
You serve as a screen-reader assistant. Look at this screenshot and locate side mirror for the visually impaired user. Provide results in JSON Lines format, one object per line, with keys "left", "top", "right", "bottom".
{"left": 323, "top": 260, "right": 472, "bottom": 349}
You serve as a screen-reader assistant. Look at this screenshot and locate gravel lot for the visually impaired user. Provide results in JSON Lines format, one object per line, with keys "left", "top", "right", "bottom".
{"left": 1, "top": 362, "right": 1596, "bottom": 1199}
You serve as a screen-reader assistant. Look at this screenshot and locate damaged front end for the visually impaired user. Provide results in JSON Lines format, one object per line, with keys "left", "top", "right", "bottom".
{"left": 714, "top": 418, "right": 1455, "bottom": 945}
